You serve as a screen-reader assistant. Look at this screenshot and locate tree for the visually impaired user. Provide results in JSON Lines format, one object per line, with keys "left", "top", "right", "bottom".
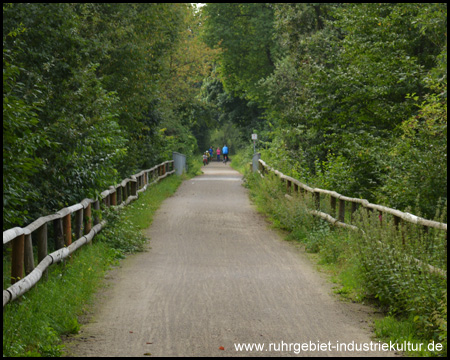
{"left": 3, "top": 28, "right": 46, "bottom": 227}
{"left": 260, "top": 3, "right": 447, "bottom": 208}
{"left": 3, "top": 3, "right": 215, "bottom": 228}
{"left": 202, "top": 3, "right": 279, "bottom": 103}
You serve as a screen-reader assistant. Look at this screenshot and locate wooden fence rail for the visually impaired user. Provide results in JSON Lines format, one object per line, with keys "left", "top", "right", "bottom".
{"left": 255, "top": 158, "right": 447, "bottom": 276}
{"left": 3, "top": 160, "right": 175, "bottom": 307}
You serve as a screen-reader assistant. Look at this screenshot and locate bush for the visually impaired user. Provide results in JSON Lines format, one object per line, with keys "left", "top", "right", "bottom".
{"left": 352, "top": 209, "right": 447, "bottom": 355}
{"left": 245, "top": 166, "right": 447, "bottom": 356}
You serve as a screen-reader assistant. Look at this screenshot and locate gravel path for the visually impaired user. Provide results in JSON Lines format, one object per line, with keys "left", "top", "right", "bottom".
{"left": 64, "top": 162, "right": 397, "bottom": 357}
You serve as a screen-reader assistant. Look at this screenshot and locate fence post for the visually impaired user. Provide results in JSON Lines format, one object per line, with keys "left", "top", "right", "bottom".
{"left": 54, "top": 218, "right": 64, "bottom": 250}
{"left": 110, "top": 186, "right": 117, "bottom": 206}
{"left": 330, "top": 196, "right": 337, "bottom": 217}
{"left": 24, "top": 233, "right": 35, "bottom": 275}
{"left": 122, "top": 183, "right": 128, "bottom": 202}
{"left": 117, "top": 186, "right": 122, "bottom": 204}
{"left": 338, "top": 199, "right": 345, "bottom": 223}
{"left": 84, "top": 203, "right": 92, "bottom": 235}
{"left": 286, "top": 179, "right": 292, "bottom": 194}
{"left": 93, "top": 200, "right": 100, "bottom": 226}
{"left": 393, "top": 215, "right": 405, "bottom": 245}
{"left": 36, "top": 223, "right": 48, "bottom": 280}
{"left": 63, "top": 213, "right": 72, "bottom": 247}
{"left": 75, "top": 208, "right": 83, "bottom": 240}
{"left": 314, "top": 191, "right": 320, "bottom": 210}
{"left": 252, "top": 153, "right": 261, "bottom": 173}
{"left": 11, "top": 234, "right": 24, "bottom": 284}
{"left": 131, "top": 179, "right": 137, "bottom": 197}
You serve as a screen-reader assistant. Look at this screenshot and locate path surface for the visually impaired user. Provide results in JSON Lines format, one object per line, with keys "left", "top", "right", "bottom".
{"left": 65, "top": 162, "right": 396, "bottom": 357}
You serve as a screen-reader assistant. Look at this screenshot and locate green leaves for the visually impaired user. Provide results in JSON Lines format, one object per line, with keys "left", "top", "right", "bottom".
{"left": 3, "top": 4, "right": 212, "bottom": 229}
{"left": 202, "top": 3, "right": 279, "bottom": 102}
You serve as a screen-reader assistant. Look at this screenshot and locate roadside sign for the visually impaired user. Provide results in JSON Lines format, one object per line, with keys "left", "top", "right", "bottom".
{"left": 252, "top": 134, "right": 257, "bottom": 140}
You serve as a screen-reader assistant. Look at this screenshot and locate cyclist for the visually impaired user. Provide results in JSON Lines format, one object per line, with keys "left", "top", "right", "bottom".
{"left": 222, "top": 145, "right": 229, "bottom": 163}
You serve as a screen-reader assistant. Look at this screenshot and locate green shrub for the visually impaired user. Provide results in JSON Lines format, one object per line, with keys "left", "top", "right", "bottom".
{"left": 244, "top": 167, "right": 447, "bottom": 356}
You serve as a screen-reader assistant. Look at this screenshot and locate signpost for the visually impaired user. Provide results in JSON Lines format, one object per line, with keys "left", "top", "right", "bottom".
{"left": 252, "top": 134, "right": 257, "bottom": 153}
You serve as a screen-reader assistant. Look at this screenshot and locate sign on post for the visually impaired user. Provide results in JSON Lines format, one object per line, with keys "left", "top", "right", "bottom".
{"left": 252, "top": 134, "right": 257, "bottom": 154}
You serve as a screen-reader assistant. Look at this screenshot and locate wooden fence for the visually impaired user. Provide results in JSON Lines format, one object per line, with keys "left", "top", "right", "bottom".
{"left": 3, "top": 160, "right": 175, "bottom": 307}
{"left": 255, "top": 158, "right": 447, "bottom": 276}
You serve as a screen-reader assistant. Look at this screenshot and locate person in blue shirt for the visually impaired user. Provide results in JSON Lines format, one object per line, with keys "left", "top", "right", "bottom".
{"left": 222, "top": 145, "right": 229, "bottom": 163}
{"left": 208, "top": 146, "right": 213, "bottom": 161}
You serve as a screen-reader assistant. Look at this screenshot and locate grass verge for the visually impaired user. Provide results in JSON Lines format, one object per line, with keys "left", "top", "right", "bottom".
{"left": 232, "top": 151, "right": 447, "bottom": 357}
{"left": 3, "top": 174, "right": 183, "bottom": 357}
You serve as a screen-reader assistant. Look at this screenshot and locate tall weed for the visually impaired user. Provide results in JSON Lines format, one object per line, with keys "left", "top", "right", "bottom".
{"left": 352, "top": 208, "right": 447, "bottom": 353}
{"left": 244, "top": 169, "right": 447, "bottom": 356}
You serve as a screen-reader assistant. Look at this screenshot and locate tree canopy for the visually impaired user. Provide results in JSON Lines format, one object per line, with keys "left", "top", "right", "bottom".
{"left": 201, "top": 3, "right": 447, "bottom": 218}
{"left": 3, "top": 3, "right": 447, "bottom": 228}
{"left": 3, "top": 3, "right": 217, "bottom": 229}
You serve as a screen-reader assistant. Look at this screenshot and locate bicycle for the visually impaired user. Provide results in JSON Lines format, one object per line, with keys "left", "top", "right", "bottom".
{"left": 223, "top": 153, "right": 228, "bottom": 164}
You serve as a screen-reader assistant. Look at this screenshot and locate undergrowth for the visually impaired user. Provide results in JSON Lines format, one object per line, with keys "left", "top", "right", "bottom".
{"left": 241, "top": 161, "right": 447, "bottom": 357}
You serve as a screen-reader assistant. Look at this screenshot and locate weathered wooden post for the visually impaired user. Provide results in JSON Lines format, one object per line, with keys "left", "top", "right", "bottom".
{"left": 11, "top": 234, "right": 25, "bottom": 284}
{"left": 122, "top": 183, "right": 127, "bottom": 203}
{"left": 93, "top": 200, "right": 100, "bottom": 226}
{"left": 393, "top": 215, "right": 405, "bottom": 245}
{"left": 36, "top": 223, "right": 48, "bottom": 280}
{"left": 54, "top": 218, "right": 64, "bottom": 250}
{"left": 24, "top": 233, "right": 35, "bottom": 275}
{"left": 110, "top": 186, "right": 117, "bottom": 206}
{"left": 338, "top": 198, "right": 345, "bottom": 223}
{"left": 84, "top": 202, "right": 92, "bottom": 235}
{"left": 75, "top": 208, "right": 83, "bottom": 240}
{"left": 314, "top": 191, "right": 320, "bottom": 210}
{"left": 117, "top": 185, "right": 122, "bottom": 205}
{"left": 103, "top": 192, "right": 109, "bottom": 207}
{"left": 286, "top": 179, "right": 292, "bottom": 194}
{"left": 393, "top": 215, "right": 400, "bottom": 230}
{"left": 131, "top": 179, "right": 137, "bottom": 197}
{"left": 63, "top": 213, "right": 72, "bottom": 247}
{"left": 330, "top": 196, "right": 337, "bottom": 217}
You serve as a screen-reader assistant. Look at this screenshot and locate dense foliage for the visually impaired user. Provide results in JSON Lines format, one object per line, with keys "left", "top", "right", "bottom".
{"left": 241, "top": 168, "right": 447, "bottom": 356}
{"left": 202, "top": 3, "right": 447, "bottom": 219}
{"left": 214, "top": 4, "right": 447, "bottom": 354}
{"left": 3, "top": 3, "right": 447, "bottom": 356}
{"left": 3, "top": 3, "right": 217, "bottom": 229}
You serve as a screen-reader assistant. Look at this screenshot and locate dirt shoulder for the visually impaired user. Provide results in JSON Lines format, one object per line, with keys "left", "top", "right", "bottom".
{"left": 64, "top": 162, "right": 398, "bottom": 357}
